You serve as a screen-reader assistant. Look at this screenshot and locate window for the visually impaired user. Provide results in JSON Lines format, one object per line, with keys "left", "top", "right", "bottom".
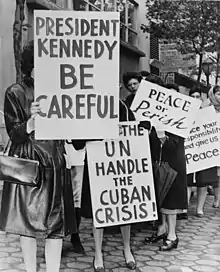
{"left": 50, "top": 0, "right": 69, "bottom": 9}
{"left": 76, "top": 0, "right": 138, "bottom": 46}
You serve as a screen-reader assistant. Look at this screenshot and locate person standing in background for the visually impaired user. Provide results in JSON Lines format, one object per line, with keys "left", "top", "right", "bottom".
{"left": 187, "top": 86, "right": 218, "bottom": 217}
{"left": 65, "top": 141, "right": 86, "bottom": 254}
{"left": 208, "top": 85, "right": 220, "bottom": 208}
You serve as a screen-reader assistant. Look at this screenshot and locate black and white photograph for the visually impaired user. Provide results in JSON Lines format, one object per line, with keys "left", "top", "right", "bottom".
{"left": 0, "top": 0, "right": 220, "bottom": 271}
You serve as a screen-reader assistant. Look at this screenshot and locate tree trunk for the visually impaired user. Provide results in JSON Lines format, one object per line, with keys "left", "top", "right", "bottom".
{"left": 197, "top": 53, "right": 203, "bottom": 83}
{"left": 13, "top": 0, "right": 26, "bottom": 83}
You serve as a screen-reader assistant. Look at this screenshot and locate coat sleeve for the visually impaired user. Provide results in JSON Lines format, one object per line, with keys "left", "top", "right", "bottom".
{"left": 162, "top": 132, "right": 181, "bottom": 153}
{"left": 4, "top": 86, "right": 29, "bottom": 144}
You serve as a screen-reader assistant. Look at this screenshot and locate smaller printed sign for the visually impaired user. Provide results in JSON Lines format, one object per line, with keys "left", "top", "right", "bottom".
{"left": 185, "top": 106, "right": 220, "bottom": 174}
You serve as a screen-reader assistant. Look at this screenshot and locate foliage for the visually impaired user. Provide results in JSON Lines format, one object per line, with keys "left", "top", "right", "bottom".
{"left": 141, "top": 0, "right": 220, "bottom": 82}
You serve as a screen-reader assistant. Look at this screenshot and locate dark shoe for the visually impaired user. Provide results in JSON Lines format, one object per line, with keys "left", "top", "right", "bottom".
{"left": 123, "top": 251, "right": 136, "bottom": 270}
{"left": 93, "top": 258, "right": 105, "bottom": 272}
{"left": 212, "top": 204, "right": 219, "bottom": 208}
{"left": 207, "top": 186, "right": 214, "bottom": 195}
{"left": 159, "top": 237, "right": 179, "bottom": 251}
{"left": 71, "top": 234, "right": 85, "bottom": 254}
{"left": 177, "top": 213, "right": 188, "bottom": 220}
{"left": 196, "top": 212, "right": 204, "bottom": 218}
{"left": 145, "top": 232, "right": 167, "bottom": 244}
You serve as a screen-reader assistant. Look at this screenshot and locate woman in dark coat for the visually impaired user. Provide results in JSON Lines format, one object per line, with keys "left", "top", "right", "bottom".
{"left": 187, "top": 86, "right": 218, "bottom": 216}
{"left": 73, "top": 100, "right": 137, "bottom": 271}
{"left": 145, "top": 83, "right": 188, "bottom": 251}
{"left": 0, "top": 41, "right": 76, "bottom": 272}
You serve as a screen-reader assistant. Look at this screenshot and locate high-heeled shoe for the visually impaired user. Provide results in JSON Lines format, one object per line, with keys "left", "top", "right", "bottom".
{"left": 123, "top": 250, "right": 136, "bottom": 270}
{"left": 159, "top": 237, "right": 179, "bottom": 251}
{"left": 145, "top": 232, "right": 167, "bottom": 244}
{"left": 93, "top": 258, "right": 105, "bottom": 272}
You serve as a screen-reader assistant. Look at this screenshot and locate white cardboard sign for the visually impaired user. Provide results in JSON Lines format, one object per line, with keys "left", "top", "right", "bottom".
{"left": 131, "top": 80, "right": 201, "bottom": 138}
{"left": 185, "top": 106, "right": 220, "bottom": 174}
{"left": 86, "top": 122, "right": 158, "bottom": 228}
{"left": 34, "top": 11, "right": 120, "bottom": 139}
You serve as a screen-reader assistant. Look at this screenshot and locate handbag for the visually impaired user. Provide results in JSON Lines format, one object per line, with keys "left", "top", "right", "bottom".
{"left": 0, "top": 140, "right": 39, "bottom": 186}
{"left": 153, "top": 143, "right": 177, "bottom": 208}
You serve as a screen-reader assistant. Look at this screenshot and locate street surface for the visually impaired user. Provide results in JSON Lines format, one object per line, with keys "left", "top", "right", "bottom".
{"left": 0, "top": 193, "right": 220, "bottom": 272}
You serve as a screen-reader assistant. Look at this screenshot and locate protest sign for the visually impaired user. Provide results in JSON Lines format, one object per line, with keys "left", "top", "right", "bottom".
{"left": 185, "top": 106, "right": 220, "bottom": 174}
{"left": 86, "top": 122, "right": 157, "bottom": 228}
{"left": 34, "top": 11, "right": 120, "bottom": 139}
{"left": 130, "top": 80, "right": 201, "bottom": 138}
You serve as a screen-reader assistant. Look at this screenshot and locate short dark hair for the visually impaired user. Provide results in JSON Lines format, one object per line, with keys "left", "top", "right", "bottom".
{"left": 189, "top": 85, "right": 202, "bottom": 97}
{"left": 165, "top": 82, "right": 179, "bottom": 92}
{"left": 145, "top": 74, "right": 165, "bottom": 87}
{"left": 21, "top": 40, "right": 34, "bottom": 77}
{"left": 122, "top": 72, "right": 142, "bottom": 89}
{"left": 140, "top": 70, "right": 151, "bottom": 78}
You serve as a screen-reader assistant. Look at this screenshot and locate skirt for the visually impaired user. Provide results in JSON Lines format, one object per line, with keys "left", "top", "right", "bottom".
{"left": 187, "top": 167, "right": 218, "bottom": 188}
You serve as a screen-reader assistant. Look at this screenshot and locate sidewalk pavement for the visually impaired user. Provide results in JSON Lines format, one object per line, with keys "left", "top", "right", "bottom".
{"left": 0, "top": 194, "right": 220, "bottom": 272}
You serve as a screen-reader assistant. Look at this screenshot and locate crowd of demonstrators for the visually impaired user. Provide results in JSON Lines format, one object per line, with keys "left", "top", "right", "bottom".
{"left": 2, "top": 40, "right": 220, "bottom": 272}
{"left": 122, "top": 72, "right": 187, "bottom": 251}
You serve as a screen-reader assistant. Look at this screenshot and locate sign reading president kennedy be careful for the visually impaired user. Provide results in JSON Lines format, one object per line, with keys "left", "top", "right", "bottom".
{"left": 34, "top": 11, "right": 120, "bottom": 139}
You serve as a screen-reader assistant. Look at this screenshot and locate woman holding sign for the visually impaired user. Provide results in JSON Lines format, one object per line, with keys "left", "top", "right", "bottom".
{"left": 72, "top": 100, "right": 137, "bottom": 271}
{"left": 187, "top": 86, "right": 218, "bottom": 217}
{"left": 0, "top": 41, "right": 76, "bottom": 272}
{"left": 145, "top": 83, "right": 188, "bottom": 251}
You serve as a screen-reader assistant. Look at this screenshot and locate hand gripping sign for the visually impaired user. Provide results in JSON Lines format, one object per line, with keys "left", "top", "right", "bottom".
{"left": 130, "top": 81, "right": 201, "bottom": 138}
{"left": 86, "top": 122, "right": 157, "bottom": 228}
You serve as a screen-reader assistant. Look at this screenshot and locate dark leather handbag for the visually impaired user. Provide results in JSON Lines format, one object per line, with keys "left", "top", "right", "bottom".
{"left": 153, "top": 144, "right": 177, "bottom": 208}
{"left": 0, "top": 141, "right": 39, "bottom": 186}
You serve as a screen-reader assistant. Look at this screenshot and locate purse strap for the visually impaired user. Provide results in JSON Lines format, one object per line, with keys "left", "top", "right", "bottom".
{"left": 3, "top": 139, "right": 11, "bottom": 156}
{"left": 158, "top": 143, "right": 163, "bottom": 165}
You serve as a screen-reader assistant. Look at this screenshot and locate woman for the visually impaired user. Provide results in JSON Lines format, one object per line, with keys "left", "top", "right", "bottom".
{"left": 208, "top": 85, "right": 220, "bottom": 208}
{"left": 122, "top": 72, "right": 142, "bottom": 108}
{"left": 145, "top": 83, "right": 188, "bottom": 251}
{"left": 73, "top": 100, "right": 137, "bottom": 271}
{"left": 0, "top": 41, "right": 76, "bottom": 272}
{"left": 187, "top": 86, "right": 218, "bottom": 216}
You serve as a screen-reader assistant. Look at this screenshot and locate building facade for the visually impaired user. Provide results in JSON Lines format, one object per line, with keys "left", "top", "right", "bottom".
{"left": 0, "top": 0, "right": 150, "bottom": 147}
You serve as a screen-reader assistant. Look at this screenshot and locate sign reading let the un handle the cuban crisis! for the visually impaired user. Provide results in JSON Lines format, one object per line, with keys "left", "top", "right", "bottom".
{"left": 34, "top": 11, "right": 120, "bottom": 139}
{"left": 86, "top": 122, "right": 158, "bottom": 228}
